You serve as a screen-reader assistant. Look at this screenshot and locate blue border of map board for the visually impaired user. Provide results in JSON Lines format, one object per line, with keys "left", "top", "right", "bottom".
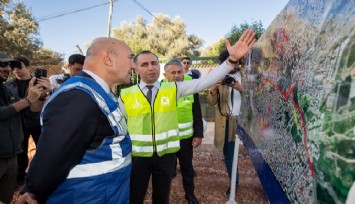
{"left": 237, "top": 126, "right": 290, "bottom": 204}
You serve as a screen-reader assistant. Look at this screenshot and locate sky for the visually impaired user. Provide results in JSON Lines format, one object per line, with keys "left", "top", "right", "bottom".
{"left": 22, "top": 0, "right": 289, "bottom": 59}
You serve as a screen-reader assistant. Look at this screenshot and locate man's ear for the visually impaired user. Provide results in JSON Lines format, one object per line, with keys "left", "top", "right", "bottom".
{"left": 102, "top": 51, "right": 113, "bottom": 66}
{"left": 163, "top": 73, "right": 166, "bottom": 78}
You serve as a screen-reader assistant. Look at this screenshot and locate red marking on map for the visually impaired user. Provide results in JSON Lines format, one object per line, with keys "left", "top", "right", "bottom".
{"left": 276, "top": 29, "right": 289, "bottom": 50}
{"left": 258, "top": 79, "right": 315, "bottom": 177}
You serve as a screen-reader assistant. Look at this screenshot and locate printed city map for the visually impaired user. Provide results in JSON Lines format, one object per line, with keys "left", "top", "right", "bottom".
{"left": 239, "top": 0, "right": 355, "bottom": 203}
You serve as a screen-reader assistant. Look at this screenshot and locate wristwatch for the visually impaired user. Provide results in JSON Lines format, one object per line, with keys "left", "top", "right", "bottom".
{"left": 227, "top": 57, "right": 239, "bottom": 65}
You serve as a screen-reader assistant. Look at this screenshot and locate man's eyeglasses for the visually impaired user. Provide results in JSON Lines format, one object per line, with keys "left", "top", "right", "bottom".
{"left": 182, "top": 61, "right": 191, "bottom": 65}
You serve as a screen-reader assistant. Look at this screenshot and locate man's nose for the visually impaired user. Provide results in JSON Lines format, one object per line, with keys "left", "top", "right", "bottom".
{"left": 147, "top": 65, "right": 155, "bottom": 71}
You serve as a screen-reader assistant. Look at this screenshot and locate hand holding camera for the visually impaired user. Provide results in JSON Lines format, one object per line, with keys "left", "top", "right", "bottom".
{"left": 222, "top": 75, "right": 236, "bottom": 86}
{"left": 209, "top": 79, "right": 223, "bottom": 96}
{"left": 222, "top": 75, "right": 243, "bottom": 92}
{"left": 33, "top": 68, "right": 51, "bottom": 100}
{"left": 26, "top": 78, "right": 43, "bottom": 104}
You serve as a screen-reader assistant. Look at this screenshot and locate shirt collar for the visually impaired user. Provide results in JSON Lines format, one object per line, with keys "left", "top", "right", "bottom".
{"left": 83, "top": 69, "right": 110, "bottom": 94}
{"left": 139, "top": 80, "right": 161, "bottom": 90}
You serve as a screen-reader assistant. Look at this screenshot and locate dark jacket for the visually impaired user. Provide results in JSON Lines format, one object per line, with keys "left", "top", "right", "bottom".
{"left": 0, "top": 84, "right": 23, "bottom": 158}
{"left": 5, "top": 78, "right": 40, "bottom": 128}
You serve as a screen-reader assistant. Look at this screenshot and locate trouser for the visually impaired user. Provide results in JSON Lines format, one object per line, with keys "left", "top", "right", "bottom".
{"left": 223, "top": 118, "right": 239, "bottom": 185}
{"left": 17, "top": 125, "right": 41, "bottom": 182}
{"left": 130, "top": 152, "right": 176, "bottom": 204}
{"left": 0, "top": 156, "right": 18, "bottom": 203}
{"left": 176, "top": 137, "right": 195, "bottom": 196}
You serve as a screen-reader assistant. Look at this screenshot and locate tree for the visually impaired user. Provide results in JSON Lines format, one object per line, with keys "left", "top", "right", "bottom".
{"left": 0, "top": 0, "right": 63, "bottom": 64}
{"left": 112, "top": 14, "right": 204, "bottom": 58}
{"left": 31, "top": 48, "right": 63, "bottom": 65}
{"left": 203, "top": 21, "right": 265, "bottom": 56}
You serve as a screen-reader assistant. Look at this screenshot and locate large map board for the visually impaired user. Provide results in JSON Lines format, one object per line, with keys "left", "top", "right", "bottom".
{"left": 239, "top": 0, "right": 355, "bottom": 203}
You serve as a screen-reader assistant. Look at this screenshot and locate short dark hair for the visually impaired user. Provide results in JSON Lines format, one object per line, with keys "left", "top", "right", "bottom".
{"left": 68, "top": 54, "right": 85, "bottom": 65}
{"left": 14, "top": 56, "right": 30, "bottom": 66}
{"left": 133, "top": 50, "right": 159, "bottom": 63}
{"left": 181, "top": 57, "right": 191, "bottom": 61}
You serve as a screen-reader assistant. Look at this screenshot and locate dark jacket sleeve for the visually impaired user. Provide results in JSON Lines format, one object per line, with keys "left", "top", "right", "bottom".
{"left": 0, "top": 83, "right": 20, "bottom": 120}
{"left": 24, "top": 90, "right": 102, "bottom": 202}
{"left": 0, "top": 105, "right": 17, "bottom": 120}
{"left": 192, "top": 93, "right": 204, "bottom": 138}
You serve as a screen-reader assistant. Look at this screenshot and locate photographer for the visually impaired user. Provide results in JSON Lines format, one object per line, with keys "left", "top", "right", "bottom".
{"left": 0, "top": 53, "right": 44, "bottom": 203}
{"left": 49, "top": 54, "right": 85, "bottom": 89}
{"left": 5, "top": 56, "right": 51, "bottom": 189}
{"left": 207, "top": 49, "right": 243, "bottom": 198}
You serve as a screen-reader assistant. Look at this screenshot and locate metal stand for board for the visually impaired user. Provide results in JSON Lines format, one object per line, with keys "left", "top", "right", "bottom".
{"left": 226, "top": 135, "right": 240, "bottom": 204}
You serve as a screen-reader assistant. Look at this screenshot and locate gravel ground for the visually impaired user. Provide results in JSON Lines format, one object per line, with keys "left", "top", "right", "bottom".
{"left": 145, "top": 144, "right": 268, "bottom": 204}
{"left": 13, "top": 132, "right": 268, "bottom": 204}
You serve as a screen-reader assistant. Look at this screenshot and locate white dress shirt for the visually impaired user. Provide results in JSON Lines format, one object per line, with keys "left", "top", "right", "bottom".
{"left": 83, "top": 69, "right": 111, "bottom": 94}
{"left": 227, "top": 71, "right": 242, "bottom": 116}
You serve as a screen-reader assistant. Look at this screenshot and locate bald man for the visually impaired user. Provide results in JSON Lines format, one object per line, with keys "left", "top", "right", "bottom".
{"left": 17, "top": 38, "right": 134, "bottom": 203}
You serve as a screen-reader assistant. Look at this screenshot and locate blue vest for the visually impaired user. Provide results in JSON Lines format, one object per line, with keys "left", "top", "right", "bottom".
{"left": 41, "top": 76, "right": 132, "bottom": 204}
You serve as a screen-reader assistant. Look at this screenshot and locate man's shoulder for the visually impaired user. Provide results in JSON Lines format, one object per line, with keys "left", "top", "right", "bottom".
{"left": 4, "top": 78, "right": 16, "bottom": 85}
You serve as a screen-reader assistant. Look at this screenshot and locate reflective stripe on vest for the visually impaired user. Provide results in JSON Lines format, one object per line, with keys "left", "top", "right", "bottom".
{"left": 177, "top": 75, "right": 194, "bottom": 139}
{"left": 177, "top": 94, "right": 194, "bottom": 139}
{"left": 121, "top": 82, "right": 180, "bottom": 157}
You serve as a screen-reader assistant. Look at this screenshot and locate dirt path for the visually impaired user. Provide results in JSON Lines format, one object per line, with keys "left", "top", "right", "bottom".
{"left": 13, "top": 123, "right": 268, "bottom": 204}
{"left": 144, "top": 144, "right": 268, "bottom": 204}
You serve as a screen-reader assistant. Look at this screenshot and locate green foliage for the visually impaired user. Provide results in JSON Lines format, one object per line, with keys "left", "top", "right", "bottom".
{"left": 0, "top": 1, "right": 63, "bottom": 64}
{"left": 204, "top": 21, "right": 265, "bottom": 56}
{"left": 112, "top": 13, "right": 204, "bottom": 58}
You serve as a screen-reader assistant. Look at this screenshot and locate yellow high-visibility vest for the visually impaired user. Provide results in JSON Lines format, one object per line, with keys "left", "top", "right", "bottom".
{"left": 121, "top": 82, "right": 180, "bottom": 157}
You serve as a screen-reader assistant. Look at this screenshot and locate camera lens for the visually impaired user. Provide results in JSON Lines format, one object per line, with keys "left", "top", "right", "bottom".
{"left": 223, "top": 75, "right": 235, "bottom": 86}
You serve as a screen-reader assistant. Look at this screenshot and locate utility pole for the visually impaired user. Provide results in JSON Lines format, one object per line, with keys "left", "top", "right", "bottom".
{"left": 75, "top": 45, "right": 83, "bottom": 55}
{"left": 107, "top": 0, "right": 113, "bottom": 37}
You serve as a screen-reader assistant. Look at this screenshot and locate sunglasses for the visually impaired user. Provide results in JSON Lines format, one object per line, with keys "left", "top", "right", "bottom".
{"left": 10, "top": 61, "right": 23, "bottom": 70}
{"left": 0, "top": 61, "right": 10, "bottom": 68}
{"left": 0, "top": 61, "right": 23, "bottom": 70}
{"left": 182, "top": 61, "right": 191, "bottom": 65}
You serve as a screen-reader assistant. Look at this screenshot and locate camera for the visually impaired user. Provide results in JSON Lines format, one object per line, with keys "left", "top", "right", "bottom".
{"left": 223, "top": 75, "right": 236, "bottom": 86}
{"left": 34, "top": 68, "right": 47, "bottom": 78}
{"left": 34, "top": 68, "right": 47, "bottom": 85}
{"left": 56, "top": 74, "right": 71, "bottom": 85}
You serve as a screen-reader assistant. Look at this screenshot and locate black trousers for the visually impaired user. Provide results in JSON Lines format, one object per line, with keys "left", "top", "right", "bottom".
{"left": 176, "top": 137, "right": 195, "bottom": 196}
{"left": 130, "top": 152, "right": 176, "bottom": 204}
{"left": 17, "top": 125, "right": 41, "bottom": 181}
{"left": 0, "top": 156, "right": 17, "bottom": 203}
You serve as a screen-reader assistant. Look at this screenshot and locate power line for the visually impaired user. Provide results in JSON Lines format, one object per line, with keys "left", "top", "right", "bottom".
{"left": 131, "top": 0, "right": 200, "bottom": 53}
{"left": 37, "top": 0, "right": 119, "bottom": 22}
{"left": 132, "top": 0, "right": 174, "bottom": 31}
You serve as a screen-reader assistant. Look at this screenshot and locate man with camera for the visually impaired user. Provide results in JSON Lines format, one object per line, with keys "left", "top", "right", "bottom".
{"left": 0, "top": 53, "right": 45, "bottom": 203}
{"left": 4, "top": 56, "right": 51, "bottom": 189}
{"left": 49, "top": 54, "right": 85, "bottom": 89}
{"left": 207, "top": 49, "right": 243, "bottom": 198}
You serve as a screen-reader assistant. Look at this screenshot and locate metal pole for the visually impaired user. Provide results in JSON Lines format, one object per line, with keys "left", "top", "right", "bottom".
{"left": 226, "top": 136, "right": 240, "bottom": 204}
{"left": 107, "top": 0, "right": 113, "bottom": 37}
